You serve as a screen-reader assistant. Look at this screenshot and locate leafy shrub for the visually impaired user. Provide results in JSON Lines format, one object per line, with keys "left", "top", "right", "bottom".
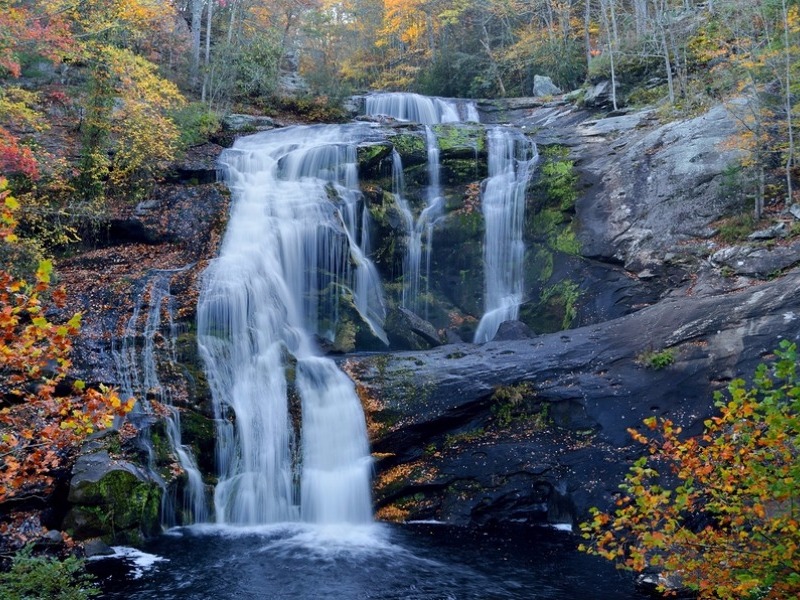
{"left": 717, "top": 213, "right": 755, "bottom": 243}
{"left": 580, "top": 341, "right": 800, "bottom": 599}
{"left": 0, "top": 546, "right": 99, "bottom": 600}
{"left": 169, "top": 103, "right": 220, "bottom": 149}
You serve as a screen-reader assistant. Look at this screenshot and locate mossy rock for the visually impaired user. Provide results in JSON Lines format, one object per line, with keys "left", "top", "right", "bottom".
{"left": 431, "top": 123, "right": 487, "bottom": 159}
{"left": 440, "top": 159, "right": 486, "bottom": 186}
{"left": 520, "top": 279, "right": 581, "bottom": 334}
{"left": 64, "top": 451, "right": 162, "bottom": 544}
{"left": 180, "top": 410, "right": 217, "bottom": 477}
{"left": 357, "top": 142, "right": 393, "bottom": 178}
{"left": 388, "top": 130, "right": 427, "bottom": 165}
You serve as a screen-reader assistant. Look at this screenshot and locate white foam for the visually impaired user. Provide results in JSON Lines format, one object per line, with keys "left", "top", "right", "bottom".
{"left": 88, "top": 546, "right": 168, "bottom": 580}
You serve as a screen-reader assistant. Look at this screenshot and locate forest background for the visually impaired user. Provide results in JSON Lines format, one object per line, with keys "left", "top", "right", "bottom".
{"left": 0, "top": 0, "right": 797, "bottom": 226}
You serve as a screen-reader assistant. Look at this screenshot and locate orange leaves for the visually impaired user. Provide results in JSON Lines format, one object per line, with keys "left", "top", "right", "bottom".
{"left": 580, "top": 341, "right": 800, "bottom": 599}
{"left": 0, "top": 188, "right": 135, "bottom": 505}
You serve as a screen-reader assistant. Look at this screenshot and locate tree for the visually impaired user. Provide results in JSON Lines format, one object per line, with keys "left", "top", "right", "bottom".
{"left": 580, "top": 341, "right": 800, "bottom": 600}
{"left": 0, "top": 180, "right": 134, "bottom": 507}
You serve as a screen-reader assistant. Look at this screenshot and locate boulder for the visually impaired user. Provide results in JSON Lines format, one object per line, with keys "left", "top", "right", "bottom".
{"left": 711, "top": 241, "right": 800, "bottom": 277}
{"left": 747, "top": 222, "right": 788, "bottom": 240}
{"left": 222, "top": 114, "right": 277, "bottom": 132}
{"left": 385, "top": 307, "right": 442, "bottom": 350}
{"left": 583, "top": 80, "right": 616, "bottom": 108}
{"left": 168, "top": 142, "right": 223, "bottom": 184}
{"left": 493, "top": 320, "right": 535, "bottom": 341}
{"left": 62, "top": 450, "right": 162, "bottom": 544}
{"left": 533, "top": 75, "right": 562, "bottom": 97}
{"left": 573, "top": 104, "right": 746, "bottom": 273}
{"left": 83, "top": 538, "right": 115, "bottom": 557}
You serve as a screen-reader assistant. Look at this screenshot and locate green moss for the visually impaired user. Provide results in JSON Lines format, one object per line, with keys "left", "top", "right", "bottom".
{"left": 444, "top": 428, "right": 486, "bottom": 447}
{"left": 490, "top": 382, "right": 551, "bottom": 431}
{"left": 530, "top": 208, "right": 566, "bottom": 239}
{"left": 431, "top": 123, "right": 486, "bottom": 156}
{"left": 538, "top": 146, "right": 578, "bottom": 212}
{"left": 528, "top": 145, "right": 581, "bottom": 259}
{"left": 639, "top": 348, "right": 676, "bottom": 370}
{"left": 522, "top": 279, "right": 581, "bottom": 333}
{"left": 553, "top": 225, "right": 581, "bottom": 255}
{"left": 528, "top": 247, "right": 554, "bottom": 283}
{"left": 66, "top": 469, "right": 162, "bottom": 544}
{"left": 357, "top": 142, "right": 392, "bottom": 175}
{"left": 389, "top": 131, "right": 426, "bottom": 163}
{"left": 180, "top": 411, "right": 216, "bottom": 476}
{"left": 333, "top": 317, "right": 357, "bottom": 353}
{"left": 441, "top": 159, "right": 485, "bottom": 184}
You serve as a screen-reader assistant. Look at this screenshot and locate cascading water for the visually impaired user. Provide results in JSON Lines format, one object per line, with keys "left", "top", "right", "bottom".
{"left": 197, "top": 125, "right": 379, "bottom": 526}
{"left": 112, "top": 268, "right": 207, "bottom": 526}
{"left": 366, "top": 92, "right": 479, "bottom": 315}
{"left": 473, "top": 128, "right": 538, "bottom": 343}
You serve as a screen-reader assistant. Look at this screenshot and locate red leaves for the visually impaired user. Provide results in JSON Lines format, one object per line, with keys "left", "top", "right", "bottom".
{"left": 0, "top": 128, "right": 38, "bottom": 180}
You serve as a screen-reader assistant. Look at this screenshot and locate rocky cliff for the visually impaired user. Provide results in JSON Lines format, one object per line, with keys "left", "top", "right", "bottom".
{"left": 57, "top": 98, "right": 800, "bottom": 539}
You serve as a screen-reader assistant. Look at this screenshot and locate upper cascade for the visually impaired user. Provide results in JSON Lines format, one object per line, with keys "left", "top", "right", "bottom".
{"left": 366, "top": 92, "right": 479, "bottom": 317}
{"left": 473, "top": 128, "right": 538, "bottom": 343}
{"left": 197, "top": 124, "right": 379, "bottom": 526}
{"left": 365, "top": 92, "right": 479, "bottom": 124}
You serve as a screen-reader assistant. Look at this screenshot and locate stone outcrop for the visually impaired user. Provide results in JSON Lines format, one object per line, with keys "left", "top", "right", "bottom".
{"left": 533, "top": 75, "right": 562, "bottom": 97}
{"left": 349, "top": 269, "right": 800, "bottom": 527}
{"left": 514, "top": 102, "right": 747, "bottom": 276}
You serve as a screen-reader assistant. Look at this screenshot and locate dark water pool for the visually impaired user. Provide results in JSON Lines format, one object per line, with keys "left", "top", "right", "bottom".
{"left": 90, "top": 523, "right": 650, "bottom": 599}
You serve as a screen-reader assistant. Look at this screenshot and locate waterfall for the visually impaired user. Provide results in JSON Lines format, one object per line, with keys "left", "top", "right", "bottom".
{"left": 197, "top": 125, "right": 377, "bottom": 526}
{"left": 366, "top": 92, "right": 478, "bottom": 315}
{"left": 112, "top": 268, "right": 207, "bottom": 526}
{"left": 473, "top": 128, "right": 538, "bottom": 343}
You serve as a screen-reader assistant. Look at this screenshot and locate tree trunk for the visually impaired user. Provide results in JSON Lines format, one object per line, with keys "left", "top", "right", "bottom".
{"left": 599, "top": 0, "right": 618, "bottom": 111}
{"left": 191, "top": 0, "right": 204, "bottom": 86}
{"left": 781, "top": 0, "right": 795, "bottom": 203}
{"left": 584, "top": 0, "right": 592, "bottom": 73}
{"left": 480, "top": 25, "right": 506, "bottom": 97}
{"left": 205, "top": 0, "right": 213, "bottom": 66}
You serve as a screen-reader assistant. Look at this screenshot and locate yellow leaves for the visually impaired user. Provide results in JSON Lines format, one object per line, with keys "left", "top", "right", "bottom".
{"left": 35, "top": 259, "right": 53, "bottom": 284}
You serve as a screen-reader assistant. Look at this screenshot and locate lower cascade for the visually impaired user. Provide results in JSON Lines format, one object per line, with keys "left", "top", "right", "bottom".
{"left": 197, "top": 125, "right": 377, "bottom": 525}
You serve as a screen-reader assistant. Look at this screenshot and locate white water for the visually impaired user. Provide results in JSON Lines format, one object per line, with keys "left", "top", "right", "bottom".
{"left": 197, "top": 125, "right": 377, "bottom": 525}
{"left": 367, "top": 93, "right": 477, "bottom": 316}
{"left": 473, "top": 128, "right": 538, "bottom": 343}
{"left": 112, "top": 268, "right": 207, "bottom": 526}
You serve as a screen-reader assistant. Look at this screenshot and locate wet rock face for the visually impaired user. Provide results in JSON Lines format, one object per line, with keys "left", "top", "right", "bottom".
{"left": 518, "top": 103, "right": 746, "bottom": 275}
{"left": 350, "top": 270, "right": 800, "bottom": 527}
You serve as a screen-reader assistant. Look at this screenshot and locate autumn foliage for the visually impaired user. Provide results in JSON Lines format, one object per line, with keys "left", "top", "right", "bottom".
{"left": 580, "top": 341, "right": 800, "bottom": 599}
{"left": 0, "top": 180, "right": 134, "bottom": 506}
